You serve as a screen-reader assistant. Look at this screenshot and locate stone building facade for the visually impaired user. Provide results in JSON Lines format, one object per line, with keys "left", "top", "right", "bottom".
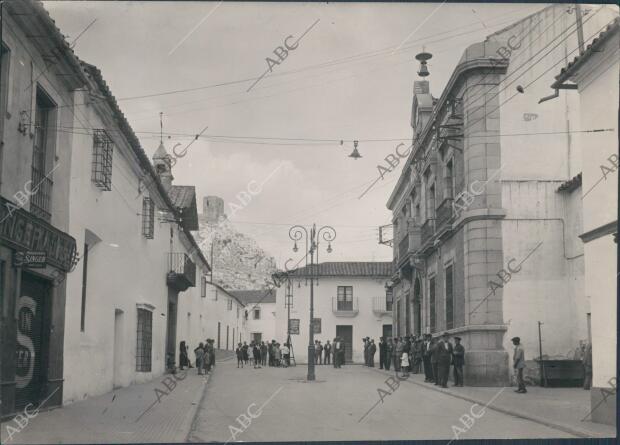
{"left": 386, "top": 5, "right": 616, "bottom": 386}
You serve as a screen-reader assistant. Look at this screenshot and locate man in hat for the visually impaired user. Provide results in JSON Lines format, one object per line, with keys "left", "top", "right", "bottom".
{"left": 369, "top": 339, "right": 377, "bottom": 367}
{"left": 378, "top": 337, "right": 386, "bottom": 369}
{"left": 422, "top": 334, "right": 434, "bottom": 382}
{"left": 452, "top": 336, "right": 465, "bottom": 387}
{"left": 436, "top": 332, "right": 453, "bottom": 388}
{"left": 512, "top": 337, "right": 527, "bottom": 393}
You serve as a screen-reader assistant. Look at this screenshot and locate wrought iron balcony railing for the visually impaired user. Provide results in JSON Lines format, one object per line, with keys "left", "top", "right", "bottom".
{"left": 30, "top": 166, "right": 53, "bottom": 221}
{"left": 167, "top": 252, "right": 196, "bottom": 292}
{"left": 436, "top": 198, "right": 454, "bottom": 230}
{"left": 421, "top": 219, "right": 435, "bottom": 242}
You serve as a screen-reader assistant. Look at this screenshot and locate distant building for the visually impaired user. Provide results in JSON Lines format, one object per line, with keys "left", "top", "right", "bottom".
{"left": 203, "top": 196, "right": 225, "bottom": 224}
{"left": 275, "top": 262, "right": 393, "bottom": 364}
{"left": 229, "top": 289, "right": 277, "bottom": 343}
{"left": 385, "top": 5, "right": 616, "bottom": 386}
{"left": 550, "top": 17, "right": 619, "bottom": 425}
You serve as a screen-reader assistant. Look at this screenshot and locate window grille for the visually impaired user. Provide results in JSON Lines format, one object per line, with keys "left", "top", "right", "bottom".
{"left": 92, "top": 129, "right": 113, "bottom": 191}
{"left": 227, "top": 299, "right": 233, "bottom": 310}
{"left": 254, "top": 309, "right": 261, "bottom": 320}
{"left": 337, "top": 286, "right": 353, "bottom": 311}
{"left": 445, "top": 265, "right": 454, "bottom": 330}
{"left": 136, "top": 308, "right": 152, "bottom": 372}
{"left": 386, "top": 288, "right": 393, "bottom": 312}
{"left": 142, "top": 197, "right": 154, "bottom": 239}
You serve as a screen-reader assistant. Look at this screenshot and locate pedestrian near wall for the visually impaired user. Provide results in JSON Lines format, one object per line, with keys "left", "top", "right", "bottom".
{"left": 378, "top": 337, "right": 386, "bottom": 369}
{"left": 179, "top": 341, "right": 191, "bottom": 370}
{"left": 392, "top": 338, "right": 401, "bottom": 372}
{"left": 430, "top": 338, "right": 439, "bottom": 385}
{"left": 282, "top": 342, "right": 290, "bottom": 367}
{"left": 236, "top": 343, "right": 244, "bottom": 368}
{"left": 369, "top": 339, "right": 376, "bottom": 367}
{"left": 317, "top": 341, "right": 323, "bottom": 365}
{"left": 436, "top": 332, "right": 453, "bottom": 388}
{"left": 261, "top": 341, "right": 268, "bottom": 366}
{"left": 195, "top": 343, "right": 205, "bottom": 375}
{"left": 412, "top": 338, "right": 422, "bottom": 374}
{"left": 423, "top": 334, "right": 434, "bottom": 382}
{"left": 512, "top": 336, "right": 527, "bottom": 393}
{"left": 452, "top": 336, "right": 465, "bottom": 387}
{"left": 385, "top": 338, "right": 392, "bottom": 371}
{"left": 324, "top": 340, "right": 332, "bottom": 365}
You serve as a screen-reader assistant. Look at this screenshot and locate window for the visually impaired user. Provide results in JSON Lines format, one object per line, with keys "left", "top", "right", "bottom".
{"left": 337, "top": 286, "right": 353, "bottom": 311}
{"left": 142, "top": 197, "right": 154, "bottom": 239}
{"left": 136, "top": 309, "right": 153, "bottom": 372}
{"left": 31, "top": 88, "right": 56, "bottom": 221}
{"left": 426, "top": 183, "right": 436, "bottom": 220}
{"left": 429, "top": 276, "right": 436, "bottom": 333}
{"left": 254, "top": 308, "right": 261, "bottom": 320}
{"left": 227, "top": 298, "right": 232, "bottom": 310}
{"left": 445, "top": 265, "right": 454, "bottom": 329}
{"left": 80, "top": 242, "right": 89, "bottom": 331}
{"left": 445, "top": 159, "right": 454, "bottom": 199}
{"left": 201, "top": 276, "right": 206, "bottom": 298}
{"left": 386, "top": 288, "right": 393, "bottom": 312}
{"left": 92, "top": 129, "right": 113, "bottom": 191}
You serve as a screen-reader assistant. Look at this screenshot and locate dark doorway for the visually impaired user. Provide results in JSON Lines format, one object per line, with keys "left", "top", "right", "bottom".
{"left": 217, "top": 322, "right": 221, "bottom": 349}
{"left": 15, "top": 273, "right": 50, "bottom": 410}
{"left": 414, "top": 278, "right": 422, "bottom": 336}
{"left": 165, "top": 290, "right": 178, "bottom": 369}
{"left": 382, "top": 324, "right": 393, "bottom": 339}
{"left": 336, "top": 325, "right": 353, "bottom": 363}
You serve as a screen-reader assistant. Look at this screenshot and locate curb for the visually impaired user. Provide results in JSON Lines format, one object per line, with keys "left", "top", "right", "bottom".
{"left": 370, "top": 368, "right": 605, "bottom": 439}
{"left": 186, "top": 371, "right": 212, "bottom": 442}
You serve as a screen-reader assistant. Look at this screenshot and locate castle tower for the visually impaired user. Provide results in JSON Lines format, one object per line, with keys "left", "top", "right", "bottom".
{"left": 203, "top": 196, "right": 225, "bottom": 223}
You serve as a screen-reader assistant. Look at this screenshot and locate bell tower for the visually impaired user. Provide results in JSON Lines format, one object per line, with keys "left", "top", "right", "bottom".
{"left": 153, "top": 141, "right": 174, "bottom": 191}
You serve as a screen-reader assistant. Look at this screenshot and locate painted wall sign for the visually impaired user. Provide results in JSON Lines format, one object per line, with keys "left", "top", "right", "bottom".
{"left": 289, "top": 319, "right": 300, "bottom": 335}
{"left": 0, "top": 196, "right": 77, "bottom": 272}
{"left": 13, "top": 251, "right": 47, "bottom": 268}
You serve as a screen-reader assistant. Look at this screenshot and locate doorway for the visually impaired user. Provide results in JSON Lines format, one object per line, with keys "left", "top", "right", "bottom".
{"left": 113, "top": 309, "right": 124, "bottom": 388}
{"left": 382, "top": 324, "right": 393, "bottom": 339}
{"left": 336, "top": 325, "right": 353, "bottom": 363}
{"left": 165, "top": 290, "right": 178, "bottom": 369}
{"left": 414, "top": 278, "right": 422, "bottom": 336}
{"left": 15, "top": 273, "right": 50, "bottom": 410}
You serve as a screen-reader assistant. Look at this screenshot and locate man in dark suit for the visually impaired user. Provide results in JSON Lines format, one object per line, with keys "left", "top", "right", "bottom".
{"left": 452, "top": 336, "right": 465, "bottom": 387}
{"left": 369, "top": 340, "right": 377, "bottom": 367}
{"left": 378, "top": 337, "right": 386, "bottom": 369}
{"left": 385, "top": 338, "right": 392, "bottom": 371}
{"left": 436, "top": 333, "right": 453, "bottom": 388}
{"left": 422, "top": 334, "right": 434, "bottom": 383}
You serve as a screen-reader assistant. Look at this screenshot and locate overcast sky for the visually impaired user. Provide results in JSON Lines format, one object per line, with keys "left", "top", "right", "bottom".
{"left": 44, "top": 1, "right": 545, "bottom": 267}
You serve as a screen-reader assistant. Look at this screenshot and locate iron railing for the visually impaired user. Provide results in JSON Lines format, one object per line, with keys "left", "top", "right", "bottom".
{"left": 436, "top": 198, "right": 454, "bottom": 230}
{"left": 167, "top": 252, "right": 196, "bottom": 290}
{"left": 332, "top": 297, "right": 359, "bottom": 314}
{"left": 30, "top": 166, "right": 52, "bottom": 221}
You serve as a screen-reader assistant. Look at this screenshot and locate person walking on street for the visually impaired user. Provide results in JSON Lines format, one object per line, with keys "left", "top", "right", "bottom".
{"left": 179, "top": 341, "right": 192, "bottom": 370}
{"left": 332, "top": 337, "right": 339, "bottom": 368}
{"left": 512, "top": 336, "right": 527, "bottom": 393}
{"left": 282, "top": 342, "right": 290, "bottom": 367}
{"left": 363, "top": 338, "right": 369, "bottom": 366}
{"left": 324, "top": 340, "right": 332, "bottom": 365}
{"left": 242, "top": 342, "right": 249, "bottom": 365}
{"left": 436, "top": 333, "right": 453, "bottom": 388}
{"left": 317, "top": 341, "right": 323, "bottom": 365}
{"left": 400, "top": 349, "right": 410, "bottom": 378}
{"left": 253, "top": 342, "right": 261, "bottom": 368}
{"left": 452, "top": 336, "right": 465, "bottom": 387}
{"left": 369, "top": 339, "right": 377, "bottom": 367}
{"left": 208, "top": 339, "right": 216, "bottom": 370}
{"left": 394, "top": 337, "right": 403, "bottom": 372}
{"left": 412, "top": 338, "right": 422, "bottom": 374}
{"left": 261, "top": 341, "right": 268, "bottom": 366}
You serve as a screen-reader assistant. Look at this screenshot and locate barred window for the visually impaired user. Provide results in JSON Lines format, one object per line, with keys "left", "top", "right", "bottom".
{"left": 136, "top": 308, "right": 152, "bottom": 372}
{"left": 142, "top": 197, "right": 154, "bottom": 239}
{"left": 227, "top": 299, "right": 233, "bottom": 310}
{"left": 92, "top": 129, "right": 113, "bottom": 191}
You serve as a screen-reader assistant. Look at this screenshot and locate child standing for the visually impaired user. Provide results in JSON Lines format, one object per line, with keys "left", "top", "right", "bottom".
{"left": 400, "top": 350, "right": 410, "bottom": 378}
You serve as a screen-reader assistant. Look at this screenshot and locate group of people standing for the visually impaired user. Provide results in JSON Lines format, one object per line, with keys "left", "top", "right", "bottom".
{"left": 372, "top": 333, "right": 465, "bottom": 388}
{"left": 178, "top": 339, "right": 216, "bottom": 375}
{"left": 236, "top": 340, "right": 291, "bottom": 368}
{"left": 314, "top": 338, "right": 346, "bottom": 367}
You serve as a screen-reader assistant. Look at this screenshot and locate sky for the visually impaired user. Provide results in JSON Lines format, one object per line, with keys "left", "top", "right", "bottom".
{"left": 43, "top": 1, "right": 546, "bottom": 267}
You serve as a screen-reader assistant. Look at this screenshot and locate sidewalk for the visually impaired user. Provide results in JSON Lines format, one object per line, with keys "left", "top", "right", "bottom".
{"left": 372, "top": 368, "right": 616, "bottom": 439}
{"left": 1, "top": 366, "right": 218, "bottom": 444}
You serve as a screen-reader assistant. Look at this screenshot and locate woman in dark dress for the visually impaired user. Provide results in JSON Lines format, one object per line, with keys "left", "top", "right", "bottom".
{"left": 179, "top": 341, "right": 192, "bottom": 370}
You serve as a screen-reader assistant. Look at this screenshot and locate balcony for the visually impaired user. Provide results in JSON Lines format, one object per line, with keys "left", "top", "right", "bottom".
{"left": 166, "top": 252, "right": 196, "bottom": 292}
{"left": 421, "top": 219, "right": 435, "bottom": 242}
{"left": 372, "top": 296, "right": 393, "bottom": 315}
{"left": 436, "top": 198, "right": 454, "bottom": 230}
{"left": 332, "top": 297, "right": 359, "bottom": 317}
{"left": 30, "top": 167, "right": 53, "bottom": 221}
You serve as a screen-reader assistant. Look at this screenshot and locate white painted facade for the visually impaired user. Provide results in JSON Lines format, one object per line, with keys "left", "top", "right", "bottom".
{"left": 275, "top": 273, "right": 392, "bottom": 364}
{"left": 245, "top": 302, "right": 277, "bottom": 343}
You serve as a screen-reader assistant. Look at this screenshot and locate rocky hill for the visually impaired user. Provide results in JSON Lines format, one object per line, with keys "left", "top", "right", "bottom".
{"left": 192, "top": 214, "right": 277, "bottom": 290}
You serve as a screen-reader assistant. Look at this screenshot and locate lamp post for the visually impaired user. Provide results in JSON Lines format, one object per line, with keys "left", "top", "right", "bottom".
{"left": 289, "top": 223, "right": 336, "bottom": 381}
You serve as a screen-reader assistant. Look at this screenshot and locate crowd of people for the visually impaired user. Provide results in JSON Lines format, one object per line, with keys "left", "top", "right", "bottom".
{"left": 176, "top": 339, "right": 217, "bottom": 376}
{"left": 235, "top": 340, "right": 291, "bottom": 368}
{"left": 361, "top": 333, "right": 465, "bottom": 388}
{"left": 310, "top": 338, "right": 345, "bottom": 367}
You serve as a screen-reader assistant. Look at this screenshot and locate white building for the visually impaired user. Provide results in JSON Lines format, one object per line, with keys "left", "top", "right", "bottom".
{"left": 275, "top": 262, "right": 393, "bottom": 364}
{"left": 61, "top": 61, "right": 216, "bottom": 403}
{"left": 230, "top": 289, "right": 277, "bottom": 344}
{"left": 550, "top": 17, "right": 619, "bottom": 425}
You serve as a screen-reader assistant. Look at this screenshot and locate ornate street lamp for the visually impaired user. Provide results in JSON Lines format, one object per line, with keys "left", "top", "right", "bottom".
{"left": 289, "top": 223, "right": 336, "bottom": 381}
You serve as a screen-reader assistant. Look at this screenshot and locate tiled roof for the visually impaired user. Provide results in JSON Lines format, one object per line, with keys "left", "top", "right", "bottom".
{"left": 169, "top": 186, "right": 199, "bottom": 231}
{"left": 287, "top": 262, "right": 393, "bottom": 278}
{"left": 228, "top": 289, "right": 277, "bottom": 304}
{"left": 557, "top": 173, "right": 582, "bottom": 193}
{"left": 553, "top": 17, "right": 620, "bottom": 87}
